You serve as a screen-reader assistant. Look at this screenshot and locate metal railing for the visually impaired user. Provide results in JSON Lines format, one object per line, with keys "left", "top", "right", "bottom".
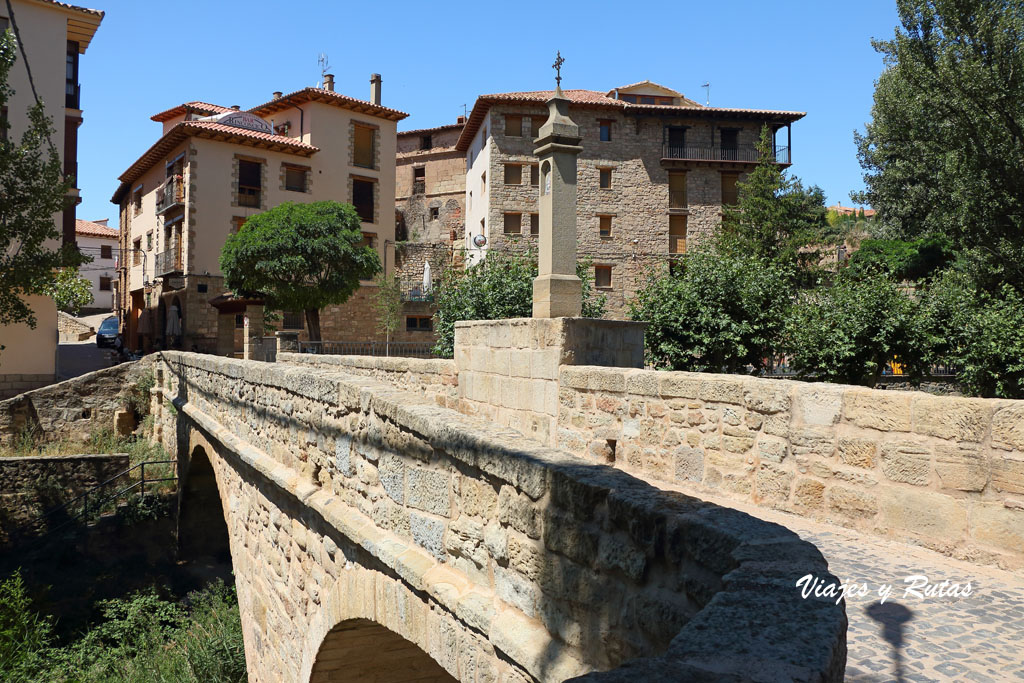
{"left": 298, "top": 340, "right": 437, "bottom": 358}
{"left": 156, "top": 174, "right": 184, "bottom": 214}
{"left": 10, "top": 459, "right": 177, "bottom": 543}
{"left": 763, "top": 356, "right": 958, "bottom": 379}
{"left": 155, "top": 247, "right": 182, "bottom": 276}
{"left": 412, "top": 179, "right": 425, "bottom": 195}
{"left": 662, "top": 144, "right": 790, "bottom": 164}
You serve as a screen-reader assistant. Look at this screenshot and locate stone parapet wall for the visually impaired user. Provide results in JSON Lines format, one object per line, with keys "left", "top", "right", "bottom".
{"left": 0, "top": 453, "right": 130, "bottom": 543}
{"left": 0, "top": 360, "right": 151, "bottom": 447}
{"left": 556, "top": 366, "right": 1024, "bottom": 569}
{"left": 0, "top": 374, "right": 56, "bottom": 401}
{"left": 57, "top": 311, "right": 95, "bottom": 342}
{"left": 155, "top": 351, "right": 845, "bottom": 682}
{"left": 277, "top": 352, "right": 458, "bottom": 408}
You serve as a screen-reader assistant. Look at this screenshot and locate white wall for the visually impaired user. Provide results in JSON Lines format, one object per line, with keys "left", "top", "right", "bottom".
{"left": 77, "top": 234, "right": 118, "bottom": 310}
{"left": 463, "top": 113, "right": 491, "bottom": 266}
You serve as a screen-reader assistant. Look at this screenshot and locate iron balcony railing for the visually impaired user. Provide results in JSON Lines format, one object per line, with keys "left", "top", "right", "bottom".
{"left": 156, "top": 174, "right": 185, "bottom": 214}
{"left": 155, "top": 247, "right": 183, "bottom": 276}
{"left": 298, "top": 340, "right": 437, "bottom": 359}
{"left": 412, "top": 179, "right": 425, "bottom": 195}
{"left": 662, "top": 144, "right": 791, "bottom": 164}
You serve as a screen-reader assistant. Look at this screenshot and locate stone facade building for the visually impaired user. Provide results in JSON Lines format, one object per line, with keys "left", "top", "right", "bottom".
{"left": 0, "top": 0, "right": 103, "bottom": 398}
{"left": 112, "top": 75, "right": 417, "bottom": 354}
{"left": 457, "top": 80, "right": 803, "bottom": 317}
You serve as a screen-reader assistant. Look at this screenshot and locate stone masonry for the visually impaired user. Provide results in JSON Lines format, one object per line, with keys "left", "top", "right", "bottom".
{"left": 152, "top": 351, "right": 845, "bottom": 682}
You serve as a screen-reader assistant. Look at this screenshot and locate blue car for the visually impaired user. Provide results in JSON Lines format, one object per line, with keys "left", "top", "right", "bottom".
{"left": 96, "top": 316, "right": 119, "bottom": 347}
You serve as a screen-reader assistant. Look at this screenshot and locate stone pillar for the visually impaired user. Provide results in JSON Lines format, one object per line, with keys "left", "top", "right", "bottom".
{"left": 243, "top": 304, "right": 264, "bottom": 360}
{"left": 532, "top": 87, "right": 583, "bottom": 318}
{"left": 276, "top": 330, "right": 299, "bottom": 355}
{"left": 216, "top": 312, "right": 235, "bottom": 357}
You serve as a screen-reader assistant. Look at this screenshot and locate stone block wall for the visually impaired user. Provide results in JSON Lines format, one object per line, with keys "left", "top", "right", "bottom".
{"left": 0, "top": 360, "right": 151, "bottom": 447}
{"left": 0, "top": 374, "right": 56, "bottom": 401}
{"left": 154, "top": 351, "right": 845, "bottom": 682}
{"left": 58, "top": 311, "right": 95, "bottom": 342}
{"left": 555, "top": 366, "right": 1024, "bottom": 569}
{"left": 0, "top": 453, "right": 130, "bottom": 543}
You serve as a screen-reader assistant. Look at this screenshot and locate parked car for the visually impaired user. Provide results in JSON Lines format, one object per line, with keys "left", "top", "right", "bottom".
{"left": 96, "top": 316, "right": 119, "bottom": 347}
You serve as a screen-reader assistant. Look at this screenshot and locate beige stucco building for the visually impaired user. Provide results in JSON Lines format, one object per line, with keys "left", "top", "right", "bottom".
{"left": 0, "top": 0, "right": 102, "bottom": 399}
{"left": 113, "top": 75, "right": 411, "bottom": 354}
{"left": 457, "top": 80, "right": 804, "bottom": 317}
{"left": 75, "top": 219, "right": 117, "bottom": 313}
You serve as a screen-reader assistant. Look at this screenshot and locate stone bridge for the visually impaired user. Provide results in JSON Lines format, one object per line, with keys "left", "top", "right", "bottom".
{"left": 152, "top": 350, "right": 847, "bottom": 683}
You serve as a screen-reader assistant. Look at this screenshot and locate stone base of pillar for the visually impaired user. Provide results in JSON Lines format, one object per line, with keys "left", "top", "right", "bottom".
{"left": 216, "top": 313, "right": 235, "bottom": 357}
{"left": 454, "top": 317, "right": 644, "bottom": 445}
{"left": 276, "top": 330, "right": 299, "bottom": 355}
{"left": 243, "top": 305, "right": 265, "bottom": 360}
{"left": 532, "top": 274, "right": 582, "bottom": 319}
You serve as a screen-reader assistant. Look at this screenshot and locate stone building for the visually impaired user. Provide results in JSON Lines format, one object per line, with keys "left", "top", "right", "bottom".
{"left": 457, "top": 80, "right": 804, "bottom": 317}
{"left": 75, "top": 219, "right": 118, "bottom": 313}
{"left": 112, "top": 75, "right": 418, "bottom": 354}
{"left": 0, "top": 0, "right": 103, "bottom": 398}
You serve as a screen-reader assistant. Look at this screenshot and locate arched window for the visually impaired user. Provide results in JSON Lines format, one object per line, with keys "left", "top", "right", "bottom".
{"left": 541, "top": 160, "right": 551, "bottom": 196}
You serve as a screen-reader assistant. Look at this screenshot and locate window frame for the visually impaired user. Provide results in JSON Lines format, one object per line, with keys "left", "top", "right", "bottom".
{"left": 352, "top": 177, "right": 376, "bottom": 223}
{"left": 504, "top": 163, "right": 522, "bottom": 185}
{"left": 529, "top": 213, "right": 539, "bottom": 236}
{"left": 503, "top": 212, "right": 522, "bottom": 235}
{"left": 406, "top": 315, "right": 434, "bottom": 332}
{"left": 594, "top": 265, "right": 613, "bottom": 289}
{"left": 353, "top": 124, "right": 376, "bottom": 169}
{"left": 505, "top": 115, "right": 523, "bottom": 137}
{"left": 100, "top": 244, "right": 113, "bottom": 260}
{"left": 237, "top": 159, "right": 262, "bottom": 208}
{"left": 99, "top": 276, "right": 112, "bottom": 292}
{"left": 598, "top": 215, "right": 613, "bottom": 238}
{"left": 283, "top": 164, "right": 309, "bottom": 193}
{"left": 281, "top": 311, "right": 305, "bottom": 330}
{"left": 599, "top": 168, "right": 613, "bottom": 190}
{"left": 598, "top": 119, "right": 613, "bottom": 142}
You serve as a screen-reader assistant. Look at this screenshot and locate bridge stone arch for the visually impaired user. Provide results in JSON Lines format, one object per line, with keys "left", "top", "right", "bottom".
{"left": 154, "top": 352, "right": 847, "bottom": 682}
{"left": 308, "top": 618, "right": 456, "bottom": 682}
{"left": 177, "top": 439, "right": 231, "bottom": 564}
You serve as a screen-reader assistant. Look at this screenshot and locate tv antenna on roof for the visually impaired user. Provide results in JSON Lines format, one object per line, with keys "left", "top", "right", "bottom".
{"left": 702, "top": 82, "right": 711, "bottom": 106}
{"left": 318, "top": 53, "right": 331, "bottom": 87}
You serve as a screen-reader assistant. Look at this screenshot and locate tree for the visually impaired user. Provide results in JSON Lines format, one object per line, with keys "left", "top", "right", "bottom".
{"left": 0, "top": 29, "right": 81, "bottom": 345}
{"left": 48, "top": 267, "right": 93, "bottom": 314}
{"left": 219, "top": 201, "right": 380, "bottom": 341}
{"left": 845, "top": 235, "right": 952, "bottom": 282}
{"left": 854, "top": 0, "right": 1024, "bottom": 292}
{"left": 432, "top": 250, "right": 606, "bottom": 358}
{"left": 720, "top": 126, "right": 828, "bottom": 269}
{"left": 783, "top": 270, "right": 925, "bottom": 386}
{"left": 628, "top": 246, "right": 793, "bottom": 373}
{"left": 370, "top": 272, "right": 403, "bottom": 354}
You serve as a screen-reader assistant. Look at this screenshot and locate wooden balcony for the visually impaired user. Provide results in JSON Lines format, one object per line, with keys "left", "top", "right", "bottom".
{"left": 661, "top": 144, "right": 791, "bottom": 168}
{"left": 156, "top": 248, "right": 183, "bottom": 276}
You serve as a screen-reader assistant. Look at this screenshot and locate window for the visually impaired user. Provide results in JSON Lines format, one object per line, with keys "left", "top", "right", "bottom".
{"left": 666, "top": 126, "right": 686, "bottom": 155}
{"left": 358, "top": 231, "right": 377, "bottom": 249}
{"left": 231, "top": 217, "right": 247, "bottom": 234}
{"left": 640, "top": 96, "right": 655, "bottom": 105}
{"left": 146, "top": 231, "right": 153, "bottom": 250}
{"left": 429, "top": 207, "right": 440, "bottom": 220}
{"left": 353, "top": 125, "right": 375, "bottom": 168}
{"left": 420, "top": 134, "right": 432, "bottom": 150}
{"left": 197, "top": 283, "right": 208, "bottom": 293}
{"left": 504, "top": 163, "right": 522, "bottom": 185}
{"left": 65, "top": 42, "right": 79, "bottom": 108}
{"left": 505, "top": 115, "right": 522, "bottom": 137}
{"left": 131, "top": 185, "right": 143, "bottom": 216}
{"left": 720, "top": 129, "right": 739, "bottom": 160}
{"left": 238, "top": 160, "right": 261, "bottom": 207}
{"left": 282, "top": 311, "right": 304, "bottom": 330}
{"left": 481, "top": 171, "right": 486, "bottom": 193}
{"left": 530, "top": 117, "right": 541, "bottom": 138}
{"left": 721, "top": 173, "right": 739, "bottom": 206}
{"left": 100, "top": 244, "right": 112, "bottom": 260}
{"left": 132, "top": 238, "right": 142, "bottom": 265}
{"left": 235, "top": 314, "right": 245, "bottom": 329}
{"left": 406, "top": 315, "right": 433, "bottom": 332}
{"left": 352, "top": 178, "right": 375, "bottom": 223}
{"left": 99, "top": 277, "right": 112, "bottom": 291}
{"left": 530, "top": 164, "right": 539, "bottom": 187}
{"left": 599, "top": 120, "right": 612, "bottom": 142}
{"left": 599, "top": 168, "right": 612, "bottom": 190}
{"left": 283, "top": 165, "right": 308, "bottom": 192}
{"left": 529, "top": 213, "right": 539, "bottom": 236}
{"left": 599, "top": 215, "right": 613, "bottom": 238}
{"left": 413, "top": 166, "right": 425, "bottom": 193}
{"left": 670, "top": 215, "right": 687, "bottom": 254}
{"left": 503, "top": 212, "right": 522, "bottom": 235}
{"left": 595, "top": 265, "right": 612, "bottom": 289}
{"left": 669, "top": 172, "right": 687, "bottom": 208}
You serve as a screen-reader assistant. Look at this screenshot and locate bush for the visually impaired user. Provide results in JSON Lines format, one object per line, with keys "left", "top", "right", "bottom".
{"left": 432, "top": 250, "right": 606, "bottom": 358}
{"left": 845, "top": 235, "right": 952, "bottom": 282}
{"left": 629, "top": 247, "right": 793, "bottom": 373}
{"left": 918, "top": 271, "right": 1024, "bottom": 398}
{"left": 783, "top": 270, "right": 925, "bottom": 386}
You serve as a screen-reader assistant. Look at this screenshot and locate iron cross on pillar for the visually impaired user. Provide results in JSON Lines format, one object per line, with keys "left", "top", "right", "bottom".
{"left": 552, "top": 51, "right": 565, "bottom": 89}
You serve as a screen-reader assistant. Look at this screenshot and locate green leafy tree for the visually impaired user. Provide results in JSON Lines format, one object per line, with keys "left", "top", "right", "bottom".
{"left": 784, "top": 270, "right": 925, "bottom": 386}
{"left": 628, "top": 246, "right": 793, "bottom": 373}
{"left": 854, "top": 0, "right": 1024, "bottom": 291}
{"left": 48, "top": 267, "right": 93, "bottom": 314}
{"left": 0, "top": 29, "right": 82, "bottom": 348}
{"left": 845, "top": 235, "right": 952, "bottom": 282}
{"left": 720, "top": 126, "right": 828, "bottom": 269}
{"left": 432, "top": 250, "right": 606, "bottom": 358}
{"left": 370, "top": 272, "right": 403, "bottom": 354}
{"left": 219, "top": 201, "right": 381, "bottom": 341}
{"left": 917, "top": 270, "right": 1024, "bottom": 398}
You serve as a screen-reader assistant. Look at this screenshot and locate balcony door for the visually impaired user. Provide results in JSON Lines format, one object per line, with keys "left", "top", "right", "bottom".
{"left": 666, "top": 127, "right": 686, "bottom": 157}
{"left": 720, "top": 129, "right": 739, "bottom": 160}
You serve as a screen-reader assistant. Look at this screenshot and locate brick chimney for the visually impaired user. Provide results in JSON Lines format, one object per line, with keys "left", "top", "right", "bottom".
{"left": 323, "top": 74, "right": 334, "bottom": 92}
{"left": 230, "top": 105, "right": 240, "bottom": 110}
{"left": 370, "top": 73, "right": 381, "bottom": 105}
{"left": 273, "top": 91, "right": 282, "bottom": 100}
{"left": 457, "top": 115, "right": 466, "bottom": 124}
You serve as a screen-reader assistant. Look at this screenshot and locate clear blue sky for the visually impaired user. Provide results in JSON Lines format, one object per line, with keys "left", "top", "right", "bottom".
{"left": 73, "top": 0, "right": 901, "bottom": 223}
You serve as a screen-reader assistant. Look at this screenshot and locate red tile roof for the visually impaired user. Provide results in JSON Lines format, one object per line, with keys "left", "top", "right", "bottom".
{"left": 398, "top": 122, "right": 465, "bottom": 137}
{"left": 249, "top": 87, "right": 409, "bottom": 122}
{"left": 455, "top": 88, "right": 805, "bottom": 151}
{"left": 151, "top": 101, "right": 236, "bottom": 122}
{"left": 75, "top": 219, "right": 118, "bottom": 238}
{"left": 111, "top": 121, "right": 319, "bottom": 204}
{"left": 32, "top": 0, "right": 103, "bottom": 16}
